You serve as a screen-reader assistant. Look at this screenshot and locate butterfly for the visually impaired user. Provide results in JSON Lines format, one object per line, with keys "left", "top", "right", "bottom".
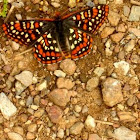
{"left": 2, "top": 5, "right": 109, "bottom": 64}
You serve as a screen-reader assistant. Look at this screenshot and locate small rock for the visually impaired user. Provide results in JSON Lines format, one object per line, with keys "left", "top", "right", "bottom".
{"left": 15, "top": 81, "right": 27, "bottom": 95}
{"left": 127, "top": 96, "right": 136, "bottom": 106}
{"left": 86, "top": 77, "right": 99, "bottom": 91}
{"left": 26, "top": 96, "right": 33, "bottom": 106}
{"left": 68, "top": 0, "right": 76, "bottom": 8}
{"left": 47, "top": 88, "right": 71, "bottom": 107}
{"left": 102, "top": 77, "right": 123, "bottom": 107}
{"left": 111, "top": 32, "right": 125, "bottom": 43}
{"left": 47, "top": 105, "right": 63, "bottom": 123}
{"left": 114, "top": 0, "right": 123, "bottom": 4}
{"left": 20, "top": 114, "right": 28, "bottom": 122}
{"left": 51, "top": 2, "right": 60, "bottom": 8}
{"left": 94, "top": 67, "right": 105, "bottom": 76}
{"left": 69, "top": 122, "right": 84, "bottom": 135}
{"left": 15, "top": 14, "right": 22, "bottom": 20}
{"left": 47, "top": 63, "right": 58, "bottom": 71}
{"left": 131, "top": 54, "right": 140, "bottom": 63}
{"left": 129, "top": 6, "right": 140, "bottom": 21}
{"left": 3, "top": 65, "right": 12, "bottom": 73}
{"left": 34, "top": 108, "right": 44, "bottom": 118}
{"left": 56, "top": 78, "right": 75, "bottom": 90}
{"left": 113, "top": 126, "right": 136, "bottom": 140}
{"left": 117, "top": 112, "right": 136, "bottom": 122}
{"left": 13, "top": 126, "right": 24, "bottom": 136}
{"left": 128, "top": 28, "right": 140, "bottom": 38}
{"left": 88, "top": 134, "right": 101, "bottom": 140}
{"left": 118, "top": 51, "right": 125, "bottom": 60}
{"left": 117, "top": 23, "right": 126, "bottom": 32}
{"left": 26, "top": 132, "right": 35, "bottom": 139}
{"left": 123, "top": 5, "right": 130, "bottom": 17}
{"left": 124, "top": 39, "right": 136, "bottom": 52}
{"left": 11, "top": 41, "right": 20, "bottom": 50}
{"left": 36, "top": 80, "right": 47, "bottom": 91}
{"left": 15, "top": 71, "right": 33, "bottom": 87}
{"left": 100, "top": 27, "right": 115, "bottom": 38}
{"left": 28, "top": 124, "right": 37, "bottom": 132}
{"left": 54, "top": 70, "right": 66, "bottom": 77}
{"left": 0, "top": 92, "right": 17, "bottom": 119}
{"left": 57, "top": 129, "right": 64, "bottom": 138}
{"left": 114, "top": 61, "right": 130, "bottom": 75}
{"left": 74, "top": 105, "right": 82, "bottom": 113}
{"left": 60, "top": 59, "right": 77, "bottom": 75}
{"left": 8, "top": 132, "right": 23, "bottom": 140}
{"left": 82, "top": 105, "right": 88, "bottom": 113}
{"left": 85, "top": 115, "right": 96, "bottom": 130}
{"left": 108, "top": 11, "right": 120, "bottom": 26}
{"left": 98, "top": 0, "right": 106, "bottom": 4}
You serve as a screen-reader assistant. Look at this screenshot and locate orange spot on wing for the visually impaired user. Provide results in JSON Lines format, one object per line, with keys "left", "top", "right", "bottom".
{"left": 34, "top": 53, "right": 38, "bottom": 58}
{"left": 37, "top": 45, "right": 41, "bottom": 50}
{"left": 84, "top": 11, "right": 88, "bottom": 18}
{"left": 31, "top": 34, "right": 36, "bottom": 40}
{"left": 72, "top": 49, "right": 77, "bottom": 55}
{"left": 42, "top": 53, "right": 46, "bottom": 57}
{"left": 51, "top": 52, "right": 55, "bottom": 56}
{"left": 83, "top": 24, "right": 87, "bottom": 30}
{"left": 26, "top": 22, "right": 30, "bottom": 29}
{"left": 39, "top": 49, "right": 43, "bottom": 55}
{"left": 47, "top": 61, "right": 52, "bottom": 64}
{"left": 76, "top": 14, "right": 81, "bottom": 20}
{"left": 46, "top": 52, "right": 50, "bottom": 56}
{"left": 35, "top": 22, "right": 39, "bottom": 28}
{"left": 84, "top": 19, "right": 88, "bottom": 23}
{"left": 45, "top": 39, "right": 49, "bottom": 46}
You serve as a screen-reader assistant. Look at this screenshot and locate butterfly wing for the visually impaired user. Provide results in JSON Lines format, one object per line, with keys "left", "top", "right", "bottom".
{"left": 2, "top": 20, "right": 54, "bottom": 46}
{"left": 62, "top": 5, "right": 109, "bottom": 34}
{"left": 33, "top": 31, "right": 62, "bottom": 64}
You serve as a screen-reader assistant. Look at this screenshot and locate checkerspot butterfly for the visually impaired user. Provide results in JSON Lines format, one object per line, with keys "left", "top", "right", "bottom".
{"left": 2, "top": 5, "right": 109, "bottom": 64}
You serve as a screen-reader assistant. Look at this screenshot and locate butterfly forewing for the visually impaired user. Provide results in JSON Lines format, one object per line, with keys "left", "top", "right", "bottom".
{"left": 33, "top": 31, "right": 62, "bottom": 64}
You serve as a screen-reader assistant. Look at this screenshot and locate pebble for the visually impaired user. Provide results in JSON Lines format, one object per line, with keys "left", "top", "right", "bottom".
{"left": 102, "top": 77, "right": 123, "bottom": 107}
{"left": 15, "top": 71, "right": 33, "bottom": 87}
{"left": 74, "top": 105, "right": 82, "bottom": 113}
{"left": 3, "top": 65, "right": 12, "bottom": 73}
{"left": 26, "top": 96, "right": 33, "bottom": 106}
{"left": 51, "top": 2, "right": 60, "bottom": 8}
{"left": 11, "top": 41, "right": 20, "bottom": 50}
{"left": 114, "top": 0, "right": 123, "bottom": 4}
{"left": 47, "top": 105, "right": 63, "bottom": 123}
{"left": 88, "top": 134, "right": 101, "bottom": 140}
{"left": 127, "top": 95, "right": 136, "bottom": 106}
{"left": 20, "top": 114, "right": 28, "bottom": 122}
{"left": 94, "top": 67, "right": 105, "bottom": 77}
{"left": 128, "top": 28, "right": 140, "bottom": 38}
{"left": 68, "top": 0, "right": 76, "bottom": 8}
{"left": 111, "top": 33, "right": 125, "bottom": 43}
{"left": 114, "top": 61, "right": 130, "bottom": 75}
{"left": 13, "top": 126, "right": 24, "bottom": 136}
{"left": 124, "top": 39, "right": 135, "bottom": 52}
{"left": 26, "top": 132, "right": 35, "bottom": 139}
{"left": 56, "top": 78, "right": 75, "bottom": 90}
{"left": 47, "top": 88, "right": 70, "bottom": 107}
{"left": 34, "top": 108, "right": 44, "bottom": 118}
{"left": 118, "top": 51, "right": 125, "bottom": 60}
{"left": 100, "top": 27, "right": 115, "bottom": 38}
{"left": 85, "top": 115, "right": 96, "bottom": 130}
{"left": 60, "top": 59, "right": 77, "bottom": 75}
{"left": 82, "top": 105, "right": 88, "bottom": 113}
{"left": 54, "top": 70, "right": 66, "bottom": 77}
{"left": 113, "top": 126, "right": 136, "bottom": 140}
{"left": 15, "top": 14, "right": 22, "bottom": 20}
{"left": 69, "top": 122, "right": 84, "bottom": 135}
{"left": 86, "top": 77, "right": 99, "bottom": 91}
{"left": 123, "top": 5, "right": 130, "bottom": 17}
{"left": 36, "top": 80, "right": 47, "bottom": 91}
{"left": 108, "top": 11, "right": 120, "bottom": 26}
{"left": 117, "top": 23, "right": 126, "bottom": 32}
{"left": 98, "top": 0, "right": 106, "bottom": 4}
{"left": 47, "top": 63, "right": 58, "bottom": 71}
{"left": 28, "top": 124, "right": 37, "bottom": 132}
{"left": 15, "top": 81, "right": 27, "bottom": 95}
{"left": 117, "top": 111, "right": 136, "bottom": 122}
{"left": 8, "top": 132, "right": 23, "bottom": 140}
{"left": 0, "top": 92, "right": 17, "bottom": 119}
{"left": 57, "top": 129, "right": 64, "bottom": 138}
{"left": 129, "top": 6, "right": 140, "bottom": 21}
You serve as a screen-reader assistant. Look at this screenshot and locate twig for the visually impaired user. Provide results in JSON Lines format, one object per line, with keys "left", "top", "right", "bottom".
{"left": 95, "top": 120, "right": 114, "bottom": 125}
{"left": 15, "top": 48, "right": 33, "bottom": 56}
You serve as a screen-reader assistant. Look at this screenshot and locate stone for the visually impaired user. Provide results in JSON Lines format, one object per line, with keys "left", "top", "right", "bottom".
{"left": 26, "top": 96, "right": 33, "bottom": 106}
{"left": 113, "top": 126, "right": 136, "bottom": 140}
{"left": 129, "top": 6, "right": 140, "bottom": 21}
{"left": 98, "top": 0, "right": 106, "bottom": 4}
{"left": 85, "top": 115, "right": 96, "bottom": 130}
{"left": 34, "top": 108, "right": 44, "bottom": 118}
{"left": 102, "top": 77, "right": 123, "bottom": 107}
{"left": 69, "top": 122, "right": 84, "bottom": 135}
{"left": 124, "top": 39, "right": 136, "bottom": 52}
{"left": 117, "top": 23, "right": 126, "bottom": 32}
{"left": 86, "top": 77, "right": 99, "bottom": 91}
{"left": 100, "top": 27, "right": 115, "bottom": 38}
{"left": 60, "top": 59, "right": 77, "bottom": 75}
{"left": 15, "top": 71, "right": 33, "bottom": 87}
{"left": 47, "top": 88, "right": 71, "bottom": 107}
{"left": 57, "top": 129, "right": 64, "bottom": 138}
{"left": 51, "top": 2, "right": 60, "bottom": 8}
{"left": 11, "top": 41, "right": 20, "bottom": 50}
{"left": 114, "top": 61, "right": 130, "bottom": 75}
{"left": 36, "top": 80, "right": 47, "bottom": 91}
{"left": 56, "top": 78, "right": 75, "bottom": 90}
{"left": 108, "top": 11, "right": 120, "bottom": 26}
{"left": 0, "top": 92, "right": 17, "bottom": 119}
{"left": 47, "top": 105, "right": 63, "bottom": 123}
{"left": 54, "top": 70, "right": 66, "bottom": 77}
{"left": 27, "top": 124, "right": 37, "bottom": 132}
{"left": 94, "top": 67, "right": 105, "bottom": 76}
{"left": 26, "top": 132, "right": 35, "bottom": 139}
{"left": 118, "top": 112, "right": 136, "bottom": 122}
{"left": 15, "top": 14, "right": 22, "bottom": 20}
{"left": 123, "top": 6, "right": 130, "bottom": 17}
{"left": 114, "top": 0, "right": 123, "bottom": 4}
{"left": 128, "top": 28, "right": 140, "bottom": 38}
{"left": 74, "top": 105, "right": 82, "bottom": 113}
{"left": 47, "top": 63, "right": 58, "bottom": 71}
{"left": 88, "top": 134, "right": 101, "bottom": 140}
{"left": 111, "top": 33, "right": 125, "bottom": 43}
{"left": 15, "top": 81, "right": 27, "bottom": 95}
{"left": 8, "top": 132, "right": 23, "bottom": 140}
{"left": 68, "top": 0, "right": 76, "bottom": 8}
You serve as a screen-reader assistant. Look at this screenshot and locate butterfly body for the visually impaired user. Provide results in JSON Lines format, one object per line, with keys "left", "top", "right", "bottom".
{"left": 2, "top": 5, "right": 109, "bottom": 64}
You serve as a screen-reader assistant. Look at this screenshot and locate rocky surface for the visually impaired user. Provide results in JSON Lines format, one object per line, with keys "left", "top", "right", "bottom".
{"left": 0, "top": 0, "right": 139, "bottom": 139}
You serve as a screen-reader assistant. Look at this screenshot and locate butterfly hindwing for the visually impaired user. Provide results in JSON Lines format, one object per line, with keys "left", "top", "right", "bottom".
{"left": 33, "top": 31, "right": 62, "bottom": 64}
